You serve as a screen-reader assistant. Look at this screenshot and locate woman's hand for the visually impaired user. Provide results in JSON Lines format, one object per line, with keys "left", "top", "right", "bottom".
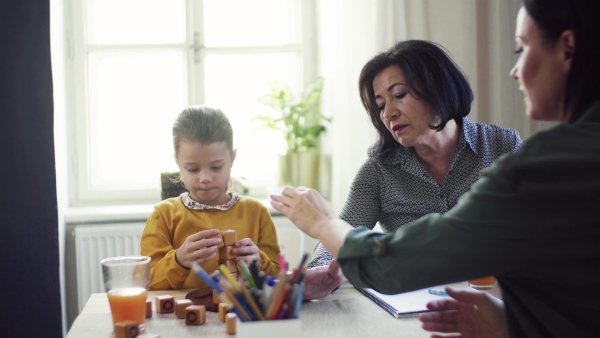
{"left": 175, "top": 229, "right": 222, "bottom": 269}
{"left": 269, "top": 186, "right": 335, "bottom": 239}
{"left": 232, "top": 237, "right": 260, "bottom": 263}
{"left": 418, "top": 287, "right": 508, "bottom": 338}
{"left": 302, "top": 259, "right": 346, "bottom": 300}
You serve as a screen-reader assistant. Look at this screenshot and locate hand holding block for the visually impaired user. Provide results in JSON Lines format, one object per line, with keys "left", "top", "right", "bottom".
{"left": 115, "top": 320, "right": 139, "bottom": 338}
{"left": 155, "top": 295, "right": 175, "bottom": 314}
{"left": 185, "top": 305, "right": 206, "bottom": 325}
{"left": 221, "top": 229, "right": 237, "bottom": 246}
{"left": 175, "top": 299, "right": 193, "bottom": 319}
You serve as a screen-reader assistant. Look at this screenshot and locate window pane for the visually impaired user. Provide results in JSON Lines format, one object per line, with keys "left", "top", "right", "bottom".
{"left": 87, "top": 50, "right": 186, "bottom": 190}
{"left": 86, "top": 0, "right": 186, "bottom": 45}
{"left": 203, "top": 0, "right": 302, "bottom": 47}
{"left": 203, "top": 52, "right": 303, "bottom": 195}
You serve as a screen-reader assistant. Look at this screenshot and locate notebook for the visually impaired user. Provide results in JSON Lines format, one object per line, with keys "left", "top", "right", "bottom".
{"left": 357, "top": 286, "right": 448, "bottom": 318}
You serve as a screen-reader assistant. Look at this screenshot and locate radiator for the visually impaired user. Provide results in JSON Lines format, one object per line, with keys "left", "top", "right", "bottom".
{"left": 74, "top": 223, "right": 145, "bottom": 312}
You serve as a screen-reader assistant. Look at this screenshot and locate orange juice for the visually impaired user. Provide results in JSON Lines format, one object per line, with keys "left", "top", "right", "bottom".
{"left": 468, "top": 276, "right": 497, "bottom": 289}
{"left": 107, "top": 287, "right": 148, "bottom": 325}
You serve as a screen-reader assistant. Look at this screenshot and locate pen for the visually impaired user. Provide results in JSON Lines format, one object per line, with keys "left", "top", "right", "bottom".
{"left": 219, "top": 264, "right": 242, "bottom": 293}
{"left": 278, "top": 253, "right": 287, "bottom": 272}
{"left": 191, "top": 262, "right": 224, "bottom": 293}
{"left": 428, "top": 288, "right": 449, "bottom": 296}
{"left": 238, "top": 259, "right": 257, "bottom": 289}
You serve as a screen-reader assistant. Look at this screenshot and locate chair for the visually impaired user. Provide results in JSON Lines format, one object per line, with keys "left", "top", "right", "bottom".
{"left": 160, "top": 172, "right": 188, "bottom": 200}
{"left": 275, "top": 226, "right": 305, "bottom": 269}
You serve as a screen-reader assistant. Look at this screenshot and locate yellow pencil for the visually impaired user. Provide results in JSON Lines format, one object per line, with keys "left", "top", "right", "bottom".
{"left": 219, "top": 264, "right": 242, "bottom": 293}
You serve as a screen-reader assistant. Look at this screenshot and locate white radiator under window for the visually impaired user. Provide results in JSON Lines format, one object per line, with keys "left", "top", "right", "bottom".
{"left": 74, "top": 223, "right": 145, "bottom": 312}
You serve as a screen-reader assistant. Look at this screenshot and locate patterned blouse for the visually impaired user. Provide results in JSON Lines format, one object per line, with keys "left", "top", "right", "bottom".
{"left": 308, "top": 118, "right": 522, "bottom": 268}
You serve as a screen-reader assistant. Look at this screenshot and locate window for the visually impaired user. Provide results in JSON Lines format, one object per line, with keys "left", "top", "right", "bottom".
{"left": 67, "top": 0, "right": 314, "bottom": 206}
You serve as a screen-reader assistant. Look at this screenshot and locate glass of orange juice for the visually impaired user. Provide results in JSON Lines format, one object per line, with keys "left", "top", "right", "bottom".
{"left": 101, "top": 256, "right": 150, "bottom": 328}
{"left": 468, "top": 276, "right": 497, "bottom": 289}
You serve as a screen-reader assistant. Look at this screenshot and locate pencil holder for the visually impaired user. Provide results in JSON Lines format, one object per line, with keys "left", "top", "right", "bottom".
{"left": 236, "top": 318, "right": 300, "bottom": 338}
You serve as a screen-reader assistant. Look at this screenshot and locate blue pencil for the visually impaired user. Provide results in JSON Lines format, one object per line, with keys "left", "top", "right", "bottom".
{"left": 191, "top": 262, "right": 224, "bottom": 293}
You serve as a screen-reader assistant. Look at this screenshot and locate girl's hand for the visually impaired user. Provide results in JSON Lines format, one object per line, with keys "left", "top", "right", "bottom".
{"left": 232, "top": 238, "right": 260, "bottom": 263}
{"left": 176, "top": 229, "right": 222, "bottom": 269}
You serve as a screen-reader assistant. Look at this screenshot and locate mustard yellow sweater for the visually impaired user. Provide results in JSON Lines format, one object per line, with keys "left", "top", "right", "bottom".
{"left": 141, "top": 196, "right": 280, "bottom": 290}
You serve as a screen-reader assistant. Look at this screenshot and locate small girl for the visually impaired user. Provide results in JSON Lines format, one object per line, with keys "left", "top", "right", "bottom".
{"left": 141, "top": 105, "right": 280, "bottom": 290}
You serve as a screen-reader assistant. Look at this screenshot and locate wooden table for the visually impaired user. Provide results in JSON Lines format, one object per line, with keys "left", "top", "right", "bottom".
{"left": 67, "top": 281, "right": 501, "bottom": 338}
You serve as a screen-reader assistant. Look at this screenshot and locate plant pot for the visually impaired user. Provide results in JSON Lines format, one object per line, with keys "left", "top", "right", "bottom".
{"left": 278, "top": 150, "right": 320, "bottom": 189}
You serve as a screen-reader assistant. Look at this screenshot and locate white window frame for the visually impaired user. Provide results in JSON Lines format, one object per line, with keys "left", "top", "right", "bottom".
{"left": 65, "top": 0, "right": 317, "bottom": 207}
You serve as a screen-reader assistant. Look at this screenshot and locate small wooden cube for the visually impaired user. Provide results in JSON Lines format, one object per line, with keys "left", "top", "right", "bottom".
{"left": 175, "top": 299, "right": 193, "bottom": 319}
{"left": 115, "top": 320, "right": 139, "bottom": 338}
{"left": 225, "top": 313, "right": 237, "bottom": 335}
{"left": 146, "top": 299, "right": 152, "bottom": 318}
{"left": 219, "top": 245, "right": 236, "bottom": 260}
{"left": 155, "top": 295, "right": 175, "bottom": 314}
{"left": 221, "top": 229, "right": 237, "bottom": 246}
{"left": 218, "top": 302, "right": 230, "bottom": 322}
{"left": 185, "top": 305, "right": 206, "bottom": 325}
{"left": 213, "top": 233, "right": 224, "bottom": 248}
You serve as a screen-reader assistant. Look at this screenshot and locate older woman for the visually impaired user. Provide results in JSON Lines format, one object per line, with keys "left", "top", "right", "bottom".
{"left": 304, "top": 40, "right": 521, "bottom": 300}
{"left": 271, "top": 0, "right": 600, "bottom": 336}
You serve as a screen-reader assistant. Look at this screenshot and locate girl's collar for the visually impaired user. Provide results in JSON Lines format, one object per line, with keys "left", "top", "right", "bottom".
{"left": 180, "top": 192, "right": 241, "bottom": 210}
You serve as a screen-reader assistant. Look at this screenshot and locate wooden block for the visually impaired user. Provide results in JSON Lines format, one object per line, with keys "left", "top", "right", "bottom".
{"left": 224, "top": 258, "right": 238, "bottom": 273}
{"left": 219, "top": 245, "right": 236, "bottom": 260}
{"left": 115, "top": 320, "right": 139, "bottom": 338}
{"left": 185, "top": 305, "right": 206, "bottom": 325}
{"left": 155, "top": 295, "right": 175, "bottom": 314}
{"left": 213, "top": 289, "right": 221, "bottom": 304}
{"left": 221, "top": 229, "right": 237, "bottom": 246}
{"left": 225, "top": 313, "right": 237, "bottom": 335}
{"left": 175, "top": 299, "right": 193, "bottom": 319}
{"left": 218, "top": 302, "right": 230, "bottom": 322}
{"left": 213, "top": 233, "right": 224, "bottom": 248}
{"left": 146, "top": 299, "right": 152, "bottom": 318}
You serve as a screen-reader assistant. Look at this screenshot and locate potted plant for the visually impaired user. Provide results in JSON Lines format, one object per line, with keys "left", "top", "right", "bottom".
{"left": 253, "top": 77, "right": 330, "bottom": 189}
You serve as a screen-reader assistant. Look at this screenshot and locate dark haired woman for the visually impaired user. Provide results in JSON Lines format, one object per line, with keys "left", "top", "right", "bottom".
{"left": 304, "top": 40, "right": 521, "bottom": 300}
{"left": 271, "top": 0, "right": 600, "bottom": 335}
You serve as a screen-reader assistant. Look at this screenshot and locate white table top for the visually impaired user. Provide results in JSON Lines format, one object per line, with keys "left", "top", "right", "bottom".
{"left": 67, "top": 281, "right": 501, "bottom": 338}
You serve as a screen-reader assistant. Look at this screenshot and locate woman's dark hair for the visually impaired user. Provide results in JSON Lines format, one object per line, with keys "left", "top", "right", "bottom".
{"left": 522, "top": 0, "right": 600, "bottom": 123}
{"left": 172, "top": 105, "right": 234, "bottom": 157}
{"left": 358, "top": 40, "right": 473, "bottom": 157}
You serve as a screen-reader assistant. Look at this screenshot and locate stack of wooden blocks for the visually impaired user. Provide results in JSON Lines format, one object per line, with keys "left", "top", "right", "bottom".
{"left": 217, "top": 229, "right": 238, "bottom": 276}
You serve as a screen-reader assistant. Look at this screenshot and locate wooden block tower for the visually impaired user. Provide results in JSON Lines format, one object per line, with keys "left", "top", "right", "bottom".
{"left": 219, "top": 230, "right": 238, "bottom": 276}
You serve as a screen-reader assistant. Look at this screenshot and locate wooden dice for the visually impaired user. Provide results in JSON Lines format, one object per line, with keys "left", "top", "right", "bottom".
{"left": 155, "top": 295, "right": 175, "bottom": 314}
{"left": 114, "top": 320, "right": 139, "bottom": 338}
{"left": 145, "top": 299, "right": 152, "bottom": 318}
{"left": 218, "top": 302, "right": 230, "bottom": 322}
{"left": 175, "top": 299, "right": 193, "bottom": 319}
{"left": 185, "top": 305, "right": 206, "bottom": 325}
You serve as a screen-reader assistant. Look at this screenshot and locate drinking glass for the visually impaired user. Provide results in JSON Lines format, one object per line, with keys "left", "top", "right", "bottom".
{"left": 101, "top": 256, "right": 151, "bottom": 327}
{"left": 468, "top": 276, "right": 497, "bottom": 289}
